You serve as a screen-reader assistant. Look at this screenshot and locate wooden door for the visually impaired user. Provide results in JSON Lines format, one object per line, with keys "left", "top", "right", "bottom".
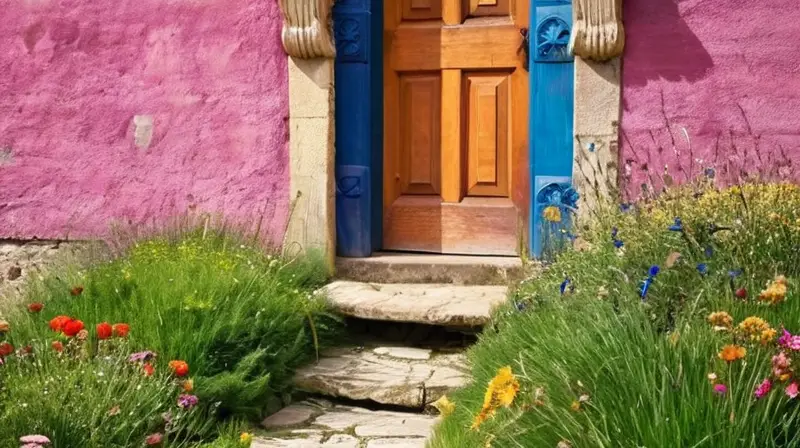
{"left": 383, "top": 0, "right": 529, "bottom": 255}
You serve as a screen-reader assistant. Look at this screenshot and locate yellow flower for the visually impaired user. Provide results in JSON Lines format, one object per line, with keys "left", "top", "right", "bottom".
{"left": 760, "top": 328, "right": 777, "bottom": 345}
{"left": 0, "top": 320, "right": 9, "bottom": 333}
{"left": 759, "top": 275, "right": 788, "bottom": 305}
{"left": 239, "top": 432, "right": 253, "bottom": 446}
{"left": 707, "top": 311, "right": 733, "bottom": 330}
{"left": 570, "top": 400, "right": 581, "bottom": 412}
{"left": 431, "top": 395, "right": 455, "bottom": 417}
{"left": 182, "top": 379, "right": 194, "bottom": 393}
{"left": 542, "top": 206, "right": 562, "bottom": 223}
{"left": 471, "top": 366, "right": 520, "bottom": 430}
{"left": 718, "top": 344, "right": 746, "bottom": 363}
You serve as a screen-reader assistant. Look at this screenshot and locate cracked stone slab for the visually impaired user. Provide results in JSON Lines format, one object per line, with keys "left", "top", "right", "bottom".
{"left": 320, "top": 281, "right": 507, "bottom": 327}
{"left": 256, "top": 401, "right": 438, "bottom": 448}
{"left": 293, "top": 346, "right": 469, "bottom": 408}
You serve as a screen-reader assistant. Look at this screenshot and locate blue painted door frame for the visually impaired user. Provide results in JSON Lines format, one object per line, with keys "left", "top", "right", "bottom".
{"left": 334, "top": 1, "right": 575, "bottom": 259}
{"left": 333, "top": 0, "right": 382, "bottom": 257}
{"left": 530, "top": 0, "right": 577, "bottom": 259}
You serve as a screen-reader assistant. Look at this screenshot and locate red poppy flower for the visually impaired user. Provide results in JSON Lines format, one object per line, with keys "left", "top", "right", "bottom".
{"left": 96, "top": 322, "right": 113, "bottom": 340}
{"left": 145, "top": 432, "right": 163, "bottom": 446}
{"left": 27, "top": 302, "right": 44, "bottom": 313}
{"left": 143, "top": 363, "right": 155, "bottom": 377}
{"left": 63, "top": 319, "right": 85, "bottom": 338}
{"left": 70, "top": 286, "right": 84, "bottom": 296}
{"left": 52, "top": 341, "right": 64, "bottom": 352}
{"left": 0, "top": 342, "right": 14, "bottom": 357}
{"left": 735, "top": 288, "right": 748, "bottom": 299}
{"left": 49, "top": 315, "right": 72, "bottom": 332}
{"left": 112, "top": 323, "right": 130, "bottom": 338}
{"left": 168, "top": 360, "right": 189, "bottom": 377}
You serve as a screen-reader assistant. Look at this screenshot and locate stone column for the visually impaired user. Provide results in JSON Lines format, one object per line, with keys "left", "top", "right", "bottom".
{"left": 570, "top": 0, "right": 625, "bottom": 216}
{"left": 278, "top": 0, "right": 337, "bottom": 272}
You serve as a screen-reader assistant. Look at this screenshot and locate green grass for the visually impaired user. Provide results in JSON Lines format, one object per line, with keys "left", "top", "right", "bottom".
{"left": 0, "top": 227, "right": 341, "bottom": 447}
{"left": 430, "top": 182, "right": 800, "bottom": 448}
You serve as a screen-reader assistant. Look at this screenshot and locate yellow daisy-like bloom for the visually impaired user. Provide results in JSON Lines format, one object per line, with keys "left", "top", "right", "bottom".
{"left": 431, "top": 395, "right": 455, "bottom": 417}
{"left": 707, "top": 311, "right": 733, "bottom": 330}
{"left": 239, "top": 432, "right": 253, "bottom": 446}
{"left": 759, "top": 275, "right": 788, "bottom": 305}
{"left": 471, "top": 366, "right": 520, "bottom": 430}
{"left": 760, "top": 328, "right": 777, "bottom": 345}
{"left": 718, "top": 344, "right": 747, "bottom": 363}
{"left": 542, "top": 206, "right": 562, "bottom": 223}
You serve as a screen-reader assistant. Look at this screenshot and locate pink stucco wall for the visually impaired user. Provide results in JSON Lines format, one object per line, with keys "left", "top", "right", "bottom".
{"left": 621, "top": 0, "right": 800, "bottom": 198}
{"left": 0, "top": 1, "right": 288, "bottom": 241}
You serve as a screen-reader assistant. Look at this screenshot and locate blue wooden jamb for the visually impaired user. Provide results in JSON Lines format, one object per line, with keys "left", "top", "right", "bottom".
{"left": 333, "top": 0, "right": 383, "bottom": 257}
{"left": 529, "top": 0, "right": 576, "bottom": 259}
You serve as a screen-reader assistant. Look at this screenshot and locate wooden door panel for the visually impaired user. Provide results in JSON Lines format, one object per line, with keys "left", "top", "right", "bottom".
{"left": 399, "top": 73, "right": 442, "bottom": 195}
{"left": 403, "top": 0, "right": 443, "bottom": 21}
{"left": 465, "top": 72, "right": 509, "bottom": 197}
{"left": 384, "top": 0, "right": 528, "bottom": 255}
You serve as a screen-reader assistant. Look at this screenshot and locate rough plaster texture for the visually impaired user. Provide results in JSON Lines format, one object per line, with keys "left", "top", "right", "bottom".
{"left": 621, "top": 0, "right": 800, "bottom": 198}
{"left": 573, "top": 57, "right": 621, "bottom": 215}
{"left": 0, "top": 1, "right": 289, "bottom": 242}
{"left": 283, "top": 57, "right": 335, "bottom": 268}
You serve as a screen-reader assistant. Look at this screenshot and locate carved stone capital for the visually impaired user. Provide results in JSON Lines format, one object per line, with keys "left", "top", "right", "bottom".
{"left": 278, "top": 0, "right": 336, "bottom": 59}
{"left": 569, "top": 0, "right": 625, "bottom": 61}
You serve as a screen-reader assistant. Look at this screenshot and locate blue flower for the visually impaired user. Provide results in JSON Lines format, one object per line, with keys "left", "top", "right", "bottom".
{"left": 620, "top": 203, "right": 632, "bottom": 213}
{"left": 611, "top": 227, "right": 619, "bottom": 239}
{"left": 648, "top": 265, "right": 661, "bottom": 277}
{"left": 704, "top": 167, "right": 716, "bottom": 179}
{"left": 560, "top": 277, "right": 571, "bottom": 295}
{"left": 728, "top": 269, "right": 743, "bottom": 278}
{"left": 515, "top": 301, "right": 527, "bottom": 312}
{"left": 704, "top": 246, "right": 714, "bottom": 258}
{"left": 613, "top": 239, "right": 624, "bottom": 249}
{"left": 668, "top": 217, "right": 684, "bottom": 232}
{"left": 640, "top": 277, "right": 654, "bottom": 301}
{"left": 697, "top": 263, "right": 708, "bottom": 275}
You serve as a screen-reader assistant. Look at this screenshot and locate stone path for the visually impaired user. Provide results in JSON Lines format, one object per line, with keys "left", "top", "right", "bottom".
{"left": 255, "top": 399, "right": 438, "bottom": 448}
{"left": 321, "top": 281, "right": 507, "bottom": 327}
{"left": 258, "top": 257, "right": 520, "bottom": 447}
{"left": 293, "top": 345, "right": 468, "bottom": 408}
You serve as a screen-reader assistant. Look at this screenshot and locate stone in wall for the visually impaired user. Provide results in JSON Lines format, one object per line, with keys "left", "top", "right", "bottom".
{"left": 0, "top": 241, "right": 104, "bottom": 311}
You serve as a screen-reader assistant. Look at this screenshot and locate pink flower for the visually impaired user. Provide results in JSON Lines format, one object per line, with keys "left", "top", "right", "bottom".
{"left": 779, "top": 329, "right": 800, "bottom": 351}
{"left": 19, "top": 435, "right": 50, "bottom": 444}
{"left": 787, "top": 382, "right": 799, "bottom": 399}
{"left": 772, "top": 351, "right": 792, "bottom": 378}
{"left": 177, "top": 394, "right": 199, "bottom": 409}
{"left": 145, "top": 433, "right": 163, "bottom": 446}
{"left": 755, "top": 378, "right": 773, "bottom": 399}
{"left": 713, "top": 384, "right": 728, "bottom": 395}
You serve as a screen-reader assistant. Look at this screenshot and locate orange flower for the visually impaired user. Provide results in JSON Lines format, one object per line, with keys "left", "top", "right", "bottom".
{"left": 112, "top": 323, "right": 130, "bottom": 338}
{"left": 169, "top": 360, "right": 189, "bottom": 377}
{"left": 143, "top": 363, "right": 155, "bottom": 377}
{"left": 719, "top": 344, "right": 747, "bottom": 362}
{"left": 52, "top": 341, "right": 64, "bottom": 352}
{"left": 49, "top": 315, "right": 72, "bottom": 332}
{"left": 70, "top": 286, "right": 84, "bottom": 296}
{"left": 759, "top": 275, "right": 788, "bottom": 305}
{"left": 707, "top": 311, "right": 733, "bottom": 330}
{"left": 0, "top": 342, "right": 14, "bottom": 357}
{"left": 63, "top": 319, "right": 85, "bottom": 338}
{"left": 27, "top": 302, "right": 44, "bottom": 313}
{"left": 182, "top": 379, "right": 194, "bottom": 393}
{"left": 96, "top": 322, "right": 113, "bottom": 340}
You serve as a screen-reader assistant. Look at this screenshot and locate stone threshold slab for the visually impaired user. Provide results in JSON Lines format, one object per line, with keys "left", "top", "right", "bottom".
{"left": 257, "top": 399, "right": 438, "bottom": 448}
{"left": 319, "top": 281, "right": 508, "bottom": 327}
{"left": 292, "top": 345, "right": 469, "bottom": 408}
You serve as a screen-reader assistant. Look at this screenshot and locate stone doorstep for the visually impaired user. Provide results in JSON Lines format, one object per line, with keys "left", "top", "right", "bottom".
{"left": 292, "top": 345, "right": 469, "bottom": 408}
{"left": 336, "top": 252, "right": 525, "bottom": 286}
{"left": 319, "top": 281, "right": 508, "bottom": 327}
{"left": 257, "top": 400, "right": 438, "bottom": 448}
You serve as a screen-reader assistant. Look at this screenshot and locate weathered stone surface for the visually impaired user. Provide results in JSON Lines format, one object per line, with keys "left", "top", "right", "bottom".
{"left": 262, "top": 404, "right": 316, "bottom": 429}
{"left": 320, "top": 281, "right": 507, "bottom": 327}
{"left": 335, "top": 252, "right": 527, "bottom": 285}
{"left": 293, "top": 346, "right": 468, "bottom": 408}
{"left": 0, "top": 241, "right": 105, "bottom": 310}
{"left": 257, "top": 401, "right": 439, "bottom": 448}
{"left": 372, "top": 346, "right": 431, "bottom": 360}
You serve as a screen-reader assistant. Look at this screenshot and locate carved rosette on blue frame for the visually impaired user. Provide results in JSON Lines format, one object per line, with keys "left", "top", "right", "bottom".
{"left": 535, "top": 16, "right": 572, "bottom": 62}
{"left": 535, "top": 178, "right": 580, "bottom": 261}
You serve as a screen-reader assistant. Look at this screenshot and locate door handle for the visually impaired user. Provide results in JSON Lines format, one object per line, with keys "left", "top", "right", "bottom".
{"left": 518, "top": 27, "right": 530, "bottom": 71}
